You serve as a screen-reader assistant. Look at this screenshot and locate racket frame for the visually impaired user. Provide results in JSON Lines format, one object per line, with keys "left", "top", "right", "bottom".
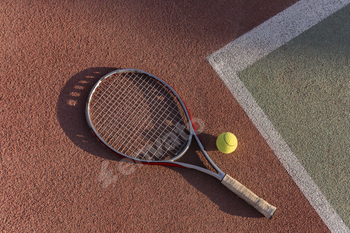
{"left": 86, "top": 69, "right": 225, "bottom": 180}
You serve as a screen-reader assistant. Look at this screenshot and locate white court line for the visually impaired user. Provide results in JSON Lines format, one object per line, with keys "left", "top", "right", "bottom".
{"left": 207, "top": 0, "right": 350, "bottom": 232}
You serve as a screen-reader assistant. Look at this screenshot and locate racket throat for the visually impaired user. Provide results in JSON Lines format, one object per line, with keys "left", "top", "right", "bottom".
{"left": 174, "top": 161, "right": 225, "bottom": 180}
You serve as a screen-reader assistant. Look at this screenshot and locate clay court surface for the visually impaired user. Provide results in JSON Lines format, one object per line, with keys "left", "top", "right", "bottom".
{"left": 0, "top": 0, "right": 342, "bottom": 232}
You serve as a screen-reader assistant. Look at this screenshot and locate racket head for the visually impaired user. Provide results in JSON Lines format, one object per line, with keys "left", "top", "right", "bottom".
{"left": 86, "top": 69, "right": 195, "bottom": 163}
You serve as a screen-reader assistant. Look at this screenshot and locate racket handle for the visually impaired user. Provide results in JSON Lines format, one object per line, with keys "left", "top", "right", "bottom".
{"left": 221, "top": 174, "right": 277, "bottom": 219}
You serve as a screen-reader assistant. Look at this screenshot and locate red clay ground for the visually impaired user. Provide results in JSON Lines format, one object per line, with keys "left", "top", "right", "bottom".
{"left": 1, "top": 0, "right": 330, "bottom": 232}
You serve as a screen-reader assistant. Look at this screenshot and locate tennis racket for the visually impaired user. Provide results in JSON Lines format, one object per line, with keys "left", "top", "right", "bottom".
{"left": 86, "top": 68, "right": 277, "bottom": 219}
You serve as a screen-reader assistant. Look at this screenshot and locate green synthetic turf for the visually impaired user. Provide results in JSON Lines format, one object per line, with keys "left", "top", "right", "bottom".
{"left": 238, "top": 4, "right": 350, "bottom": 227}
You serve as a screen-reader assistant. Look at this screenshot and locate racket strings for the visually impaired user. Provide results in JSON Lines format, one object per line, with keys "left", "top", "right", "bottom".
{"left": 125, "top": 74, "right": 190, "bottom": 160}
{"left": 108, "top": 81, "right": 181, "bottom": 155}
{"left": 96, "top": 74, "right": 156, "bottom": 145}
{"left": 93, "top": 72, "right": 183, "bottom": 136}
{"left": 90, "top": 73, "right": 133, "bottom": 119}
{"left": 91, "top": 73, "right": 139, "bottom": 129}
{"left": 90, "top": 77, "right": 146, "bottom": 150}
{"left": 88, "top": 71, "right": 190, "bottom": 161}
{"left": 101, "top": 73, "right": 185, "bottom": 153}
{"left": 91, "top": 73, "right": 156, "bottom": 152}
{"left": 91, "top": 73, "right": 145, "bottom": 126}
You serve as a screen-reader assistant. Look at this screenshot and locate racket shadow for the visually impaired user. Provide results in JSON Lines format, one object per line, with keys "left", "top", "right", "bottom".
{"left": 57, "top": 67, "right": 123, "bottom": 161}
{"left": 57, "top": 68, "right": 262, "bottom": 218}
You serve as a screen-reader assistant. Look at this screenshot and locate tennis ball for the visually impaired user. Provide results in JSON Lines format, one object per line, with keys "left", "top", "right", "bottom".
{"left": 216, "top": 132, "right": 238, "bottom": 154}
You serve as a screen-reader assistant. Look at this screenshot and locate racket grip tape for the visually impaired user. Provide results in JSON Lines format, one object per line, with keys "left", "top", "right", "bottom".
{"left": 221, "top": 174, "right": 277, "bottom": 219}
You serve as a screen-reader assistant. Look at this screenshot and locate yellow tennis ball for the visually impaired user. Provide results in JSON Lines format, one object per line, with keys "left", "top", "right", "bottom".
{"left": 216, "top": 132, "right": 238, "bottom": 154}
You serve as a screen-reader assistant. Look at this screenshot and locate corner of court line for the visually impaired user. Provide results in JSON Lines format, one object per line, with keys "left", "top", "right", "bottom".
{"left": 206, "top": 0, "right": 350, "bottom": 232}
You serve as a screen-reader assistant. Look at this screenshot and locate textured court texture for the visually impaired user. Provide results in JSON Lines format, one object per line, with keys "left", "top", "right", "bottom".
{"left": 0, "top": 0, "right": 333, "bottom": 232}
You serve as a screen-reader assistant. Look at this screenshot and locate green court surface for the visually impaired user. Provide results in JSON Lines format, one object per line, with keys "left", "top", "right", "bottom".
{"left": 238, "top": 4, "right": 350, "bottom": 227}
